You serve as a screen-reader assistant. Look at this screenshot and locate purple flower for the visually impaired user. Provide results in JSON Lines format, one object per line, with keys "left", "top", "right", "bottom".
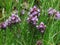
{"left": 8, "top": 21, "right": 11, "bottom": 26}
{"left": 31, "top": 16, "right": 38, "bottom": 21}
{"left": 0, "top": 22, "right": 7, "bottom": 29}
{"left": 36, "top": 22, "right": 46, "bottom": 34}
{"left": 27, "top": 16, "right": 38, "bottom": 25}
{"left": 48, "top": 8, "right": 57, "bottom": 16}
{"left": 10, "top": 14, "right": 21, "bottom": 23}
{"left": 11, "top": 14, "right": 16, "bottom": 20}
{"left": 55, "top": 12, "right": 60, "bottom": 19}
{"left": 29, "top": 6, "right": 40, "bottom": 17}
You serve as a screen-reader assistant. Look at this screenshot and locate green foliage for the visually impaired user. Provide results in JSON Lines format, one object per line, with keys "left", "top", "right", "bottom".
{"left": 0, "top": 0, "right": 60, "bottom": 45}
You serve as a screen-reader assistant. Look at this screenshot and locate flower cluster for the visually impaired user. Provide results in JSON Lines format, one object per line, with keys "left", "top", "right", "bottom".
{"left": 27, "top": 6, "right": 40, "bottom": 26}
{"left": 27, "top": 6, "right": 46, "bottom": 34}
{"left": 0, "top": 14, "right": 21, "bottom": 29}
{"left": 36, "top": 22, "right": 46, "bottom": 34}
{"left": 48, "top": 8, "right": 60, "bottom": 19}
